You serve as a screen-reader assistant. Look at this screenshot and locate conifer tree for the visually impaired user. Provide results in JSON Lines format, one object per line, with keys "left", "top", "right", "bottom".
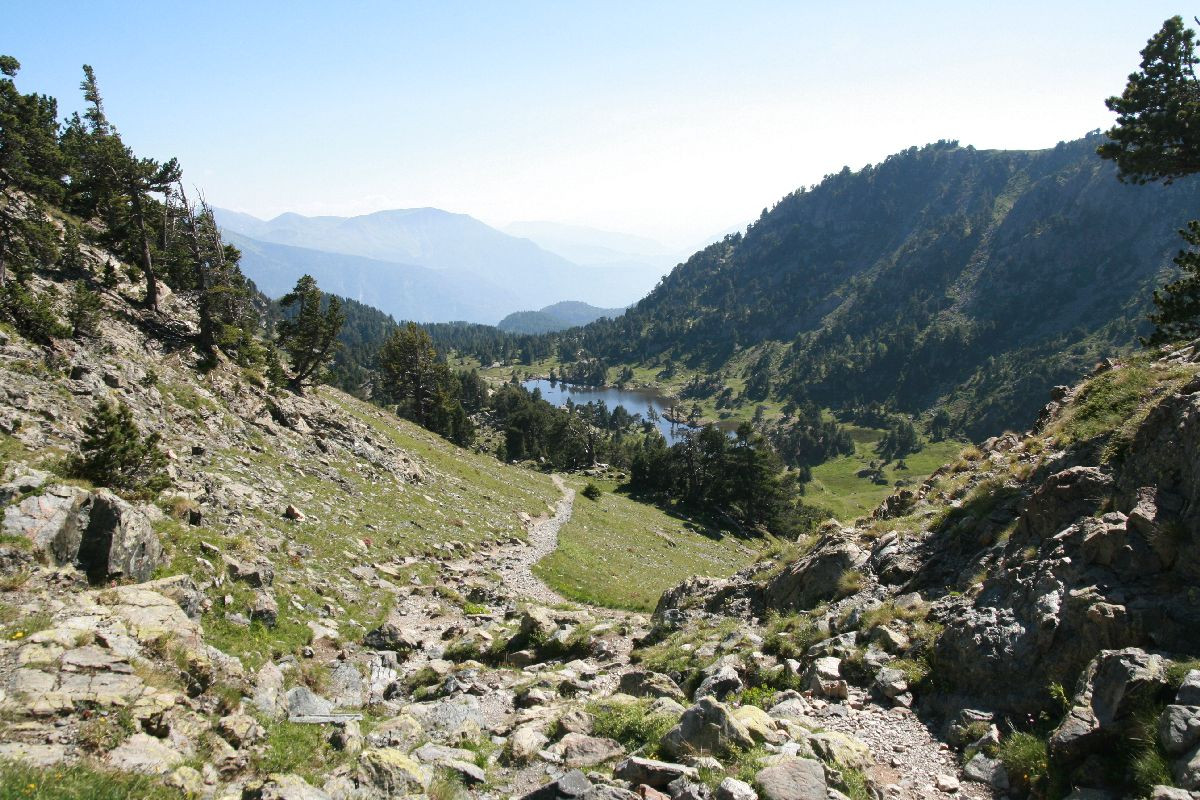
{"left": 1101, "top": 16, "right": 1200, "bottom": 343}
{"left": 276, "top": 274, "right": 345, "bottom": 390}
{"left": 72, "top": 398, "right": 169, "bottom": 494}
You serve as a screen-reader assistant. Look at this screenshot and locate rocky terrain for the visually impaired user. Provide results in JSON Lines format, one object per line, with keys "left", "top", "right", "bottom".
{"left": 1, "top": 221, "right": 1198, "bottom": 800}
{"left": 657, "top": 346, "right": 1200, "bottom": 799}
{"left": 0, "top": 248, "right": 1001, "bottom": 800}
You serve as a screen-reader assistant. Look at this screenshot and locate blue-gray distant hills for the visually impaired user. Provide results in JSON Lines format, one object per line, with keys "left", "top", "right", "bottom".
{"left": 214, "top": 207, "right": 662, "bottom": 324}
{"left": 497, "top": 301, "right": 626, "bottom": 334}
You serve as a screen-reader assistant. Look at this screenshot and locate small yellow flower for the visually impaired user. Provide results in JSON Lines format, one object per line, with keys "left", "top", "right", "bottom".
{"left": 11, "top": 630, "right": 25, "bottom": 639}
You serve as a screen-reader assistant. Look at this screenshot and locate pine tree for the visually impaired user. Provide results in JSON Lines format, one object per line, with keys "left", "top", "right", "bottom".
{"left": 1101, "top": 17, "right": 1200, "bottom": 342}
{"left": 276, "top": 275, "right": 345, "bottom": 391}
{"left": 72, "top": 399, "right": 169, "bottom": 494}
{"left": 67, "top": 280, "right": 103, "bottom": 338}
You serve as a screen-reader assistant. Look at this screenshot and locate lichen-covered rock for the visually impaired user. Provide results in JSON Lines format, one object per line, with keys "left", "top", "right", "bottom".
{"left": 619, "top": 669, "right": 686, "bottom": 702}
{"left": 356, "top": 748, "right": 431, "bottom": 795}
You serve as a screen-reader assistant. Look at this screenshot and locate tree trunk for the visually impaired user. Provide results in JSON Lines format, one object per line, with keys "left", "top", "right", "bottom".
{"left": 175, "top": 185, "right": 214, "bottom": 357}
{"left": 127, "top": 180, "right": 156, "bottom": 311}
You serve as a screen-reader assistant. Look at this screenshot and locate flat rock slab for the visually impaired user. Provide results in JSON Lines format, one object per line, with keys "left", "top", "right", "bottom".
{"left": 754, "top": 757, "right": 827, "bottom": 800}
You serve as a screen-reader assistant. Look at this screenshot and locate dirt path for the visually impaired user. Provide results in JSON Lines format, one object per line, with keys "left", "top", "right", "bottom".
{"left": 496, "top": 474, "right": 576, "bottom": 606}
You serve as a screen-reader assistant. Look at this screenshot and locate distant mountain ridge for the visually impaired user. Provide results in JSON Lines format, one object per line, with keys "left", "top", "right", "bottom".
{"left": 225, "top": 231, "right": 518, "bottom": 324}
{"left": 497, "top": 301, "right": 625, "bottom": 334}
{"left": 215, "top": 207, "right": 664, "bottom": 319}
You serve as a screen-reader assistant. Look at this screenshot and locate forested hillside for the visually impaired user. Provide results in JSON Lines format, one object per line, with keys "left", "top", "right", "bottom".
{"left": 559, "top": 134, "right": 1200, "bottom": 437}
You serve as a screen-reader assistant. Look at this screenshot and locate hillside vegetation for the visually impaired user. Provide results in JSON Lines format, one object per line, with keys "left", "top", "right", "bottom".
{"left": 553, "top": 134, "right": 1200, "bottom": 438}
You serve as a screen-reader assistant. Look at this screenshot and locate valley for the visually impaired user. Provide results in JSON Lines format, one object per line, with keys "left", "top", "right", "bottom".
{"left": 4, "top": 12, "right": 1200, "bottom": 800}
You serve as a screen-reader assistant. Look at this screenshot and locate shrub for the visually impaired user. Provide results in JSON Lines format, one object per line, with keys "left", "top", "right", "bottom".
{"left": 997, "top": 732, "right": 1050, "bottom": 797}
{"left": 66, "top": 280, "right": 103, "bottom": 338}
{"left": 69, "top": 399, "right": 169, "bottom": 495}
{"left": 582, "top": 482, "right": 602, "bottom": 501}
{"left": 587, "top": 699, "right": 676, "bottom": 757}
{"left": 0, "top": 281, "right": 69, "bottom": 343}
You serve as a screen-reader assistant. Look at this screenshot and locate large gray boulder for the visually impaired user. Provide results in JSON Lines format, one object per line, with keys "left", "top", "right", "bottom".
{"left": 764, "top": 535, "right": 865, "bottom": 611}
{"left": 1158, "top": 705, "right": 1200, "bottom": 756}
{"left": 619, "top": 669, "right": 686, "bottom": 702}
{"left": 1051, "top": 648, "right": 1171, "bottom": 762}
{"left": 2, "top": 484, "right": 86, "bottom": 564}
{"left": 74, "top": 490, "right": 164, "bottom": 584}
{"left": 660, "top": 697, "right": 755, "bottom": 758}
{"left": 753, "top": 757, "right": 827, "bottom": 800}
{"left": 613, "top": 756, "right": 698, "bottom": 789}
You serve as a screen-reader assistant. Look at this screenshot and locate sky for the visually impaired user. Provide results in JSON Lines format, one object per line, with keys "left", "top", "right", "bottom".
{"left": 2, "top": 1, "right": 1186, "bottom": 247}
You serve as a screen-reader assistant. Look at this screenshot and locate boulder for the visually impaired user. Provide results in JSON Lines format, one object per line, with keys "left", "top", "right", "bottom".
{"left": 217, "top": 712, "right": 265, "bottom": 748}
{"left": 803, "top": 657, "right": 847, "bottom": 700}
{"left": 732, "top": 705, "right": 783, "bottom": 745}
{"left": 619, "top": 669, "right": 686, "bottom": 702}
{"left": 356, "top": 748, "right": 431, "bottom": 795}
{"left": 250, "top": 591, "right": 278, "bottom": 628}
{"left": 807, "top": 732, "right": 872, "bottom": 770}
{"left": 660, "top": 697, "right": 755, "bottom": 758}
{"left": 2, "top": 485, "right": 85, "bottom": 565}
{"left": 76, "top": 490, "right": 164, "bottom": 585}
{"left": 1178, "top": 670, "right": 1200, "bottom": 706}
{"left": 764, "top": 537, "right": 866, "bottom": 611}
{"left": 553, "top": 732, "right": 625, "bottom": 767}
{"left": 223, "top": 555, "right": 273, "bottom": 587}
{"left": 255, "top": 773, "right": 332, "bottom": 800}
{"left": 520, "top": 769, "right": 594, "bottom": 800}
{"left": 327, "top": 661, "right": 365, "bottom": 709}
{"left": 666, "top": 776, "right": 711, "bottom": 800}
{"left": 557, "top": 708, "right": 595, "bottom": 736}
{"left": 520, "top": 606, "right": 560, "bottom": 646}
{"left": 1051, "top": 649, "right": 1170, "bottom": 762}
{"left": 715, "top": 778, "right": 758, "bottom": 800}
{"left": 963, "top": 753, "right": 1009, "bottom": 790}
{"left": 613, "top": 756, "right": 698, "bottom": 789}
{"left": 1159, "top": 705, "right": 1200, "bottom": 756}
{"left": 694, "top": 660, "right": 742, "bottom": 701}
{"left": 1175, "top": 742, "right": 1200, "bottom": 790}
{"left": 872, "top": 667, "right": 908, "bottom": 700}
{"left": 106, "top": 733, "right": 184, "bottom": 775}
{"left": 753, "top": 757, "right": 827, "bottom": 800}
{"left": 507, "top": 725, "right": 550, "bottom": 764}
{"left": 363, "top": 622, "right": 422, "bottom": 653}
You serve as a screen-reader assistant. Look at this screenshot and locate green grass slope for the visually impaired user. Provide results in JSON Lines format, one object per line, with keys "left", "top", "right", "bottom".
{"left": 533, "top": 478, "right": 769, "bottom": 611}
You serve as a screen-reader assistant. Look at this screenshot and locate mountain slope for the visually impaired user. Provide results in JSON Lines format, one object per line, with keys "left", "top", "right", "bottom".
{"left": 566, "top": 134, "right": 1200, "bottom": 437}
{"left": 497, "top": 300, "right": 625, "bottom": 334}
{"left": 216, "top": 207, "right": 660, "bottom": 311}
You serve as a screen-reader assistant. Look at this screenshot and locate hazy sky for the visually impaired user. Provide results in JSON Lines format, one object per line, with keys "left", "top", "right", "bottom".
{"left": 3, "top": 1, "right": 1183, "bottom": 246}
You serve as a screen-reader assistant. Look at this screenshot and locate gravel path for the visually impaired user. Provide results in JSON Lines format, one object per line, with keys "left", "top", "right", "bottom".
{"left": 498, "top": 474, "right": 575, "bottom": 605}
{"left": 815, "top": 696, "right": 993, "bottom": 799}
